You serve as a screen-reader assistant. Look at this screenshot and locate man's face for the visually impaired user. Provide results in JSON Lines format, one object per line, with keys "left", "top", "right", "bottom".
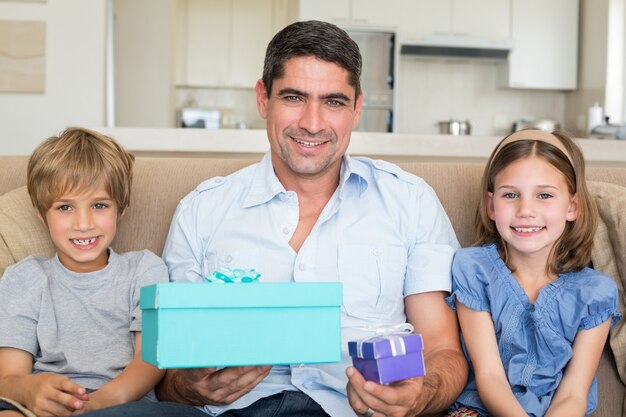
{"left": 256, "top": 56, "right": 362, "bottom": 182}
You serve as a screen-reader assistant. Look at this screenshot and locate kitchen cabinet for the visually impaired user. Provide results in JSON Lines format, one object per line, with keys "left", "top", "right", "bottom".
{"left": 180, "top": 0, "right": 273, "bottom": 87}
{"left": 498, "top": 0, "right": 578, "bottom": 90}
{"left": 399, "top": 0, "right": 511, "bottom": 47}
{"left": 296, "top": 0, "right": 398, "bottom": 29}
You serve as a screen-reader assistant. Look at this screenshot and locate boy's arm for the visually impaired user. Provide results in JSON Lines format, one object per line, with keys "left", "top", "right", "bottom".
{"left": 82, "top": 333, "right": 164, "bottom": 411}
{"left": 456, "top": 303, "right": 527, "bottom": 417}
{"left": 545, "top": 319, "right": 611, "bottom": 417}
{"left": 0, "top": 347, "right": 87, "bottom": 415}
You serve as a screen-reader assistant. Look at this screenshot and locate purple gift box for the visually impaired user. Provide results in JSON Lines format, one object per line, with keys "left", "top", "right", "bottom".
{"left": 348, "top": 333, "right": 425, "bottom": 384}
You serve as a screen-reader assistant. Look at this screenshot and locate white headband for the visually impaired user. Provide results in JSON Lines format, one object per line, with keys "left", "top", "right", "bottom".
{"left": 492, "top": 129, "right": 574, "bottom": 166}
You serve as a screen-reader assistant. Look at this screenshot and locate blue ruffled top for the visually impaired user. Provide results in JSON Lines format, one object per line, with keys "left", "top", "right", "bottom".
{"left": 446, "top": 244, "right": 621, "bottom": 417}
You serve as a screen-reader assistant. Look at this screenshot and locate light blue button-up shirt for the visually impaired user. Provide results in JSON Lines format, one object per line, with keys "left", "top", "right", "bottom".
{"left": 162, "top": 152, "right": 459, "bottom": 416}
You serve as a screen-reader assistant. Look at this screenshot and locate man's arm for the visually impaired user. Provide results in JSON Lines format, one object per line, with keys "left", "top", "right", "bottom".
{"left": 159, "top": 197, "right": 272, "bottom": 407}
{"left": 347, "top": 291, "right": 468, "bottom": 416}
{"left": 156, "top": 366, "right": 271, "bottom": 406}
{"left": 405, "top": 291, "right": 468, "bottom": 414}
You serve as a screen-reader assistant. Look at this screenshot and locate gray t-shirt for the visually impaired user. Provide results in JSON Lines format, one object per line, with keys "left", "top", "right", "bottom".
{"left": 0, "top": 249, "right": 168, "bottom": 390}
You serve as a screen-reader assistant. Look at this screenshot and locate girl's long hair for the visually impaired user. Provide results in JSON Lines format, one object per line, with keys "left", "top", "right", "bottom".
{"left": 475, "top": 131, "right": 597, "bottom": 275}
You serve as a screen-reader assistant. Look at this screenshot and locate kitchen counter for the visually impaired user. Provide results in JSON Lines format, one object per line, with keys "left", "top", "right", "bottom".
{"left": 96, "top": 127, "right": 626, "bottom": 167}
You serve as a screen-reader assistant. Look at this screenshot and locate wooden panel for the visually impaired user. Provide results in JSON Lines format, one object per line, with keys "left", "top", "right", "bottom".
{"left": 0, "top": 20, "right": 46, "bottom": 93}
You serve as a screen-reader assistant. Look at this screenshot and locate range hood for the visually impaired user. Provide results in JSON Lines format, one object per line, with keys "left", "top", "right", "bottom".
{"left": 400, "top": 36, "right": 512, "bottom": 60}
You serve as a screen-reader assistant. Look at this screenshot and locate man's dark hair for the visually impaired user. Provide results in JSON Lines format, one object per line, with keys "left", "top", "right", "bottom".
{"left": 262, "top": 20, "right": 362, "bottom": 101}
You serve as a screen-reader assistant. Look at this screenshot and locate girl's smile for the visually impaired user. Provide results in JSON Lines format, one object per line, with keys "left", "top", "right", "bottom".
{"left": 488, "top": 155, "right": 578, "bottom": 267}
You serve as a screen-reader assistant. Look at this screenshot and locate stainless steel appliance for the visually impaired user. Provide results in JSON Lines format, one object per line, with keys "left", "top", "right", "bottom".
{"left": 438, "top": 119, "right": 471, "bottom": 135}
{"left": 511, "top": 119, "right": 561, "bottom": 133}
{"left": 590, "top": 123, "right": 626, "bottom": 139}
{"left": 347, "top": 30, "right": 395, "bottom": 133}
{"left": 180, "top": 107, "right": 221, "bottom": 129}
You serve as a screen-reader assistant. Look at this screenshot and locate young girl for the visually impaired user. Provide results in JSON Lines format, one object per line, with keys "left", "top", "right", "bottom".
{"left": 446, "top": 129, "right": 621, "bottom": 417}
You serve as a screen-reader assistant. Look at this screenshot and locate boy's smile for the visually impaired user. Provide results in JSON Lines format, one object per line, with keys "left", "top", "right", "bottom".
{"left": 39, "top": 183, "right": 120, "bottom": 273}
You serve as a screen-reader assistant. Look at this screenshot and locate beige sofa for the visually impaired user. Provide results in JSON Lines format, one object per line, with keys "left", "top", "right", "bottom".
{"left": 1, "top": 155, "right": 625, "bottom": 416}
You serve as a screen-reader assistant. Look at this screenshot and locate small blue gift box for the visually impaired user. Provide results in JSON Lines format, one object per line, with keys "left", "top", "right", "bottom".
{"left": 348, "top": 333, "right": 425, "bottom": 384}
{"left": 141, "top": 282, "right": 342, "bottom": 368}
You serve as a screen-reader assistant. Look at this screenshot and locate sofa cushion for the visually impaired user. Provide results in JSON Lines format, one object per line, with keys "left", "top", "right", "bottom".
{"left": 0, "top": 186, "right": 53, "bottom": 277}
{"left": 589, "top": 181, "right": 626, "bottom": 389}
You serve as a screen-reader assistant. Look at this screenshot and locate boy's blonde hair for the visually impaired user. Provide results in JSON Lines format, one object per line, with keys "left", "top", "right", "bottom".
{"left": 27, "top": 127, "right": 135, "bottom": 216}
{"left": 475, "top": 130, "right": 597, "bottom": 275}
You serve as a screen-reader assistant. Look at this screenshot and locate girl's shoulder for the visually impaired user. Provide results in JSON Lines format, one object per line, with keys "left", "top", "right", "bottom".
{"left": 453, "top": 244, "right": 502, "bottom": 270}
{"left": 564, "top": 267, "right": 618, "bottom": 294}
{"left": 454, "top": 244, "right": 494, "bottom": 260}
{"left": 452, "top": 244, "right": 508, "bottom": 286}
{"left": 557, "top": 267, "right": 621, "bottom": 329}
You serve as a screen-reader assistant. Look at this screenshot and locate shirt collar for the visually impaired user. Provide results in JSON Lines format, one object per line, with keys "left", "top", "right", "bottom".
{"left": 242, "top": 152, "right": 370, "bottom": 208}
{"left": 242, "top": 152, "right": 285, "bottom": 208}
{"left": 339, "top": 153, "right": 370, "bottom": 198}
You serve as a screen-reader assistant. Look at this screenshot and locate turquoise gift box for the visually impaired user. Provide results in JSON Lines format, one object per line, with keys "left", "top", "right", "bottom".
{"left": 140, "top": 282, "right": 342, "bottom": 368}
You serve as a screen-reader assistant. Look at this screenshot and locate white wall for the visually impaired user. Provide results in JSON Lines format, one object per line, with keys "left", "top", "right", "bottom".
{"left": 564, "top": 0, "right": 610, "bottom": 136}
{"left": 0, "top": 0, "right": 108, "bottom": 155}
{"left": 395, "top": 57, "right": 566, "bottom": 136}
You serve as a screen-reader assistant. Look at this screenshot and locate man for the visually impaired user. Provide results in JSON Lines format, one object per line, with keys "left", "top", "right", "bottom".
{"left": 80, "top": 20, "right": 467, "bottom": 417}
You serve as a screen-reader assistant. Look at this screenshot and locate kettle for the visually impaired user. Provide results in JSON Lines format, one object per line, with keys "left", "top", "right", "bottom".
{"left": 438, "top": 120, "right": 471, "bottom": 136}
{"left": 511, "top": 119, "right": 561, "bottom": 133}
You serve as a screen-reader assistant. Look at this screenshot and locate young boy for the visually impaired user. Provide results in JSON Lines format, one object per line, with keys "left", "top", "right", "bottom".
{"left": 0, "top": 127, "right": 168, "bottom": 416}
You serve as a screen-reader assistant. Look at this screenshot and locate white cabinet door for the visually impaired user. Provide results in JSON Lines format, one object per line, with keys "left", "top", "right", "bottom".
{"left": 297, "top": 0, "right": 397, "bottom": 29}
{"left": 452, "top": 0, "right": 510, "bottom": 42}
{"left": 185, "top": 0, "right": 231, "bottom": 86}
{"left": 398, "top": 0, "right": 451, "bottom": 41}
{"left": 231, "top": 0, "right": 273, "bottom": 87}
{"left": 503, "top": 0, "right": 578, "bottom": 89}
{"left": 350, "top": 0, "right": 401, "bottom": 28}
{"left": 298, "top": 0, "right": 351, "bottom": 25}
{"left": 399, "top": 0, "right": 509, "bottom": 45}
{"left": 181, "top": 0, "right": 274, "bottom": 87}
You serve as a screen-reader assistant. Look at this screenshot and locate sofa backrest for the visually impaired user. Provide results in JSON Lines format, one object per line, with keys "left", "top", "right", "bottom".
{"left": 1, "top": 155, "right": 626, "bottom": 273}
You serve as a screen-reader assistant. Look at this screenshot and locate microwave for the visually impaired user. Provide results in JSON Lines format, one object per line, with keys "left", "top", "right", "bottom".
{"left": 180, "top": 108, "right": 221, "bottom": 129}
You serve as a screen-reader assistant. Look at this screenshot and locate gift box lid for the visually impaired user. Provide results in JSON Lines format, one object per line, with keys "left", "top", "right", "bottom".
{"left": 348, "top": 333, "right": 423, "bottom": 359}
{"left": 140, "top": 282, "right": 342, "bottom": 310}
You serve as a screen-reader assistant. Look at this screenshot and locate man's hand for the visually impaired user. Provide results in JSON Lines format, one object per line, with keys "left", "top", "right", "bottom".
{"left": 21, "top": 373, "right": 88, "bottom": 417}
{"left": 157, "top": 366, "right": 272, "bottom": 406}
{"left": 346, "top": 367, "right": 424, "bottom": 417}
{"left": 346, "top": 292, "right": 468, "bottom": 416}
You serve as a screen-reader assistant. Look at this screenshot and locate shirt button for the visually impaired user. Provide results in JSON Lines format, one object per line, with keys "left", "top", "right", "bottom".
{"left": 299, "top": 264, "right": 306, "bottom": 271}
{"left": 282, "top": 227, "right": 290, "bottom": 235}
{"left": 214, "top": 178, "right": 223, "bottom": 184}
{"left": 225, "top": 255, "right": 233, "bottom": 263}
{"left": 373, "top": 248, "right": 381, "bottom": 256}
